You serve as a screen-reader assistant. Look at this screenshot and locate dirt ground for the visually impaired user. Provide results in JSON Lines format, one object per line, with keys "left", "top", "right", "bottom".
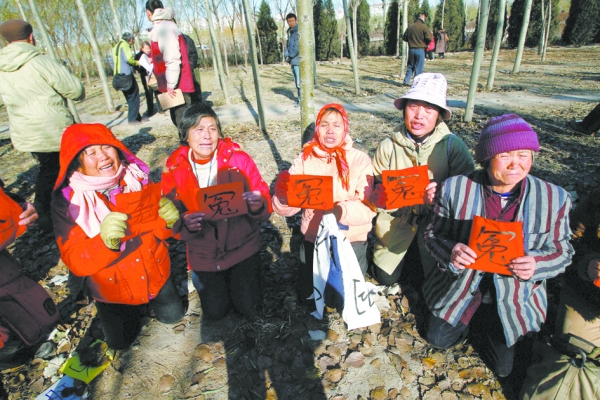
{"left": 0, "top": 45, "right": 599, "bottom": 400}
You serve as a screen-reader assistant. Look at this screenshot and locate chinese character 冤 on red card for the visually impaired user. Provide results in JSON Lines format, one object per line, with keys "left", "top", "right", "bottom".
{"left": 382, "top": 166, "right": 430, "bottom": 209}
{"left": 196, "top": 181, "right": 248, "bottom": 221}
{"left": 115, "top": 182, "right": 162, "bottom": 237}
{"left": 0, "top": 190, "right": 26, "bottom": 250}
{"left": 467, "top": 215, "right": 524, "bottom": 276}
{"left": 287, "top": 175, "right": 334, "bottom": 211}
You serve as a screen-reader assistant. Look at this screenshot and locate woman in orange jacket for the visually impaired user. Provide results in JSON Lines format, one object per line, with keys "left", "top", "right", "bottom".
{"left": 52, "top": 123, "right": 184, "bottom": 350}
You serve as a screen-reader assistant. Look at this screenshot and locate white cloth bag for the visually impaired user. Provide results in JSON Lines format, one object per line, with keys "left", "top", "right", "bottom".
{"left": 312, "top": 214, "right": 380, "bottom": 330}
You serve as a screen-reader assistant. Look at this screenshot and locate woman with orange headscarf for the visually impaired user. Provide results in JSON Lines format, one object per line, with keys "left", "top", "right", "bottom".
{"left": 272, "top": 104, "right": 376, "bottom": 303}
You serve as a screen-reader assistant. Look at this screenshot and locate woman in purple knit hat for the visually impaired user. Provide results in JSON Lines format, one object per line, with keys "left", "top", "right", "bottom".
{"left": 421, "top": 114, "right": 573, "bottom": 377}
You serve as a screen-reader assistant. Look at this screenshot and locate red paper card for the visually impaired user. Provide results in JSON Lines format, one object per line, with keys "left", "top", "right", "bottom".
{"left": 382, "top": 166, "right": 430, "bottom": 209}
{"left": 115, "top": 183, "right": 162, "bottom": 237}
{"left": 0, "top": 190, "right": 26, "bottom": 250}
{"left": 287, "top": 175, "right": 334, "bottom": 211}
{"left": 467, "top": 215, "right": 525, "bottom": 276}
{"left": 197, "top": 181, "right": 248, "bottom": 221}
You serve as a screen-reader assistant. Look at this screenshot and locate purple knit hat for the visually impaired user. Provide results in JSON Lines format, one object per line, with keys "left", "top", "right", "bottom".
{"left": 474, "top": 114, "right": 540, "bottom": 162}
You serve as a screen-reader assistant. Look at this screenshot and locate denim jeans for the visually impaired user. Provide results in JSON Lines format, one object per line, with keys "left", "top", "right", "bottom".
{"left": 191, "top": 252, "right": 262, "bottom": 320}
{"left": 425, "top": 302, "right": 515, "bottom": 377}
{"left": 122, "top": 79, "right": 141, "bottom": 123}
{"left": 403, "top": 48, "right": 426, "bottom": 85}
{"left": 95, "top": 277, "right": 184, "bottom": 350}
{"left": 291, "top": 65, "right": 301, "bottom": 100}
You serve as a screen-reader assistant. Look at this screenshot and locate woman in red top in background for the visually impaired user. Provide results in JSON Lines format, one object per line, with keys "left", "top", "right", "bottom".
{"left": 52, "top": 123, "right": 184, "bottom": 350}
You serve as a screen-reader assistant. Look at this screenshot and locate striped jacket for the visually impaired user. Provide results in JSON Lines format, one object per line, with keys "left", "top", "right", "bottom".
{"left": 423, "top": 170, "right": 573, "bottom": 346}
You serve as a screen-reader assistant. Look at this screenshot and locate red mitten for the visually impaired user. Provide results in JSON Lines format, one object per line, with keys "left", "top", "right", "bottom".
{"left": 372, "top": 183, "right": 387, "bottom": 209}
{"left": 274, "top": 170, "right": 291, "bottom": 205}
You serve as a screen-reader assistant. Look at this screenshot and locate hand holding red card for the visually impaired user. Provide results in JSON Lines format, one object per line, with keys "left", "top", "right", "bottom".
{"left": 287, "top": 175, "right": 334, "bottom": 210}
{"left": 0, "top": 190, "right": 27, "bottom": 250}
{"left": 115, "top": 183, "right": 162, "bottom": 238}
{"left": 382, "top": 166, "right": 430, "bottom": 209}
{"left": 467, "top": 215, "right": 525, "bottom": 276}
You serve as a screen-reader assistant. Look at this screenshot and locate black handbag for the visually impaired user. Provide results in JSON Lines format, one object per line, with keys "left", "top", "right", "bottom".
{"left": 112, "top": 41, "right": 134, "bottom": 91}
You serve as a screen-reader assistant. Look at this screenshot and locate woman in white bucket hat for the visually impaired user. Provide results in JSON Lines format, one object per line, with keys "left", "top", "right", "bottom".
{"left": 369, "top": 73, "right": 474, "bottom": 286}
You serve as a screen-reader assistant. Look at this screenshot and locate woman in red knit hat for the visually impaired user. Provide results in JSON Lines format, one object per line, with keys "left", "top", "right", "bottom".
{"left": 52, "top": 123, "right": 184, "bottom": 350}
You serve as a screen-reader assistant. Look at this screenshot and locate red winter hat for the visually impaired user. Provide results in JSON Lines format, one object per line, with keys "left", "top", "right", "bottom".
{"left": 54, "top": 123, "right": 148, "bottom": 190}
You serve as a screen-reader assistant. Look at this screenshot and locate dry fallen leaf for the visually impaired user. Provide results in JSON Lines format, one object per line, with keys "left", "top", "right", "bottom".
{"left": 344, "top": 352, "right": 365, "bottom": 368}
{"left": 158, "top": 374, "right": 175, "bottom": 393}
{"left": 193, "top": 344, "right": 213, "bottom": 362}
{"left": 422, "top": 357, "right": 436, "bottom": 370}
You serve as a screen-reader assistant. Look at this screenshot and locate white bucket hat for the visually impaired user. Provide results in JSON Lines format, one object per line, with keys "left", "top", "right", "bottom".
{"left": 394, "top": 73, "right": 452, "bottom": 120}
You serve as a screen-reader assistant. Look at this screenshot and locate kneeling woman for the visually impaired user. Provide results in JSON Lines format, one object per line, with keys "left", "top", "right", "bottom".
{"left": 52, "top": 124, "right": 184, "bottom": 350}
{"left": 162, "top": 103, "right": 272, "bottom": 320}
{"left": 423, "top": 114, "right": 573, "bottom": 377}
{"left": 272, "top": 103, "right": 376, "bottom": 302}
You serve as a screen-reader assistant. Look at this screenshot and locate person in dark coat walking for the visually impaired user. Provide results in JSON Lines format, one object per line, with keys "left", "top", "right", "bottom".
{"left": 284, "top": 13, "right": 300, "bottom": 104}
{"left": 134, "top": 41, "right": 155, "bottom": 117}
{"left": 402, "top": 13, "right": 432, "bottom": 85}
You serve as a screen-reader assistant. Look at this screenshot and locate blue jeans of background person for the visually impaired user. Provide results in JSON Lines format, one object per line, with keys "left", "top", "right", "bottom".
{"left": 291, "top": 65, "right": 300, "bottom": 101}
{"left": 403, "top": 48, "right": 425, "bottom": 85}
{"left": 191, "top": 252, "right": 262, "bottom": 320}
{"left": 122, "top": 78, "right": 141, "bottom": 123}
{"left": 425, "top": 302, "right": 515, "bottom": 377}
{"left": 95, "top": 277, "right": 185, "bottom": 349}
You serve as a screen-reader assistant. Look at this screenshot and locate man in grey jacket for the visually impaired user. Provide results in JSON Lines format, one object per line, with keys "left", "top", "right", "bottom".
{"left": 284, "top": 13, "right": 300, "bottom": 104}
{"left": 0, "top": 20, "right": 84, "bottom": 232}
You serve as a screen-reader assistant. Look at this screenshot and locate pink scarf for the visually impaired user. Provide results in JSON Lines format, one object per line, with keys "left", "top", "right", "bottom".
{"left": 68, "top": 163, "right": 147, "bottom": 238}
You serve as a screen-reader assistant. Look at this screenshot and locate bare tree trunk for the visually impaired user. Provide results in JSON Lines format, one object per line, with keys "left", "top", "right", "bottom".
{"left": 256, "top": 25, "right": 264, "bottom": 65}
{"left": 541, "top": 0, "right": 551, "bottom": 61}
{"left": 211, "top": 48, "right": 221, "bottom": 89}
{"left": 340, "top": 20, "right": 345, "bottom": 63}
{"left": 396, "top": 0, "right": 401, "bottom": 56}
{"left": 486, "top": 0, "right": 506, "bottom": 90}
{"left": 352, "top": 1, "right": 358, "bottom": 57}
{"left": 241, "top": 0, "right": 266, "bottom": 131}
{"left": 382, "top": 0, "right": 387, "bottom": 45}
{"left": 343, "top": 0, "right": 360, "bottom": 94}
{"left": 219, "top": 25, "right": 231, "bottom": 77}
{"left": 512, "top": 0, "right": 533, "bottom": 73}
{"left": 400, "top": 0, "right": 408, "bottom": 78}
{"left": 108, "top": 0, "right": 122, "bottom": 39}
{"left": 538, "top": 0, "right": 545, "bottom": 55}
{"left": 77, "top": 45, "right": 91, "bottom": 86}
{"left": 203, "top": 0, "right": 230, "bottom": 104}
{"left": 29, "top": 0, "right": 83, "bottom": 121}
{"left": 15, "top": 0, "right": 27, "bottom": 19}
{"left": 298, "top": 0, "right": 316, "bottom": 144}
{"left": 464, "top": 0, "right": 490, "bottom": 121}
{"left": 441, "top": 0, "right": 446, "bottom": 29}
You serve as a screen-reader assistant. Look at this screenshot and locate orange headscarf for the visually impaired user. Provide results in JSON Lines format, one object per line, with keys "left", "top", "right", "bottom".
{"left": 301, "top": 103, "right": 350, "bottom": 190}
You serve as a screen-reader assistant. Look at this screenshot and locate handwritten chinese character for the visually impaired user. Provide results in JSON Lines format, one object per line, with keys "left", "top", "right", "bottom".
{"left": 475, "top": 226, "right": 517, "bottom": 265}
{"left": 203, "top": 191, "right": 239, "bottom": 219}
{"left": 387, "top": 174, "right": 423, "bottom": 205}
{"left": 353, "top": 279, "right": 375, "bottom": 316}
{"left": 293, "top": 178, "right": 325, "bottom": 207}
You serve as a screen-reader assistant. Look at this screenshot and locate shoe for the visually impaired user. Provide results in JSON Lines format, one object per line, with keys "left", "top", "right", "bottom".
{"left": 566, "top": 120, "right": 589, "bottom": 135}
{"left": 129, "top": 120, "right": 142, "bottom": 125}
{"left": 140, "top": 117, "right": 150, "bottom": 123}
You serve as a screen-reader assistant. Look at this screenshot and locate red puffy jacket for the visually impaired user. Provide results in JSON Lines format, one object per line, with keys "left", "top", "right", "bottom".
{"left": 52, "top": 124, "right": 173, "bottom": 305}
{"left": 162, "top": 139, "right": 272, "bottom": 272}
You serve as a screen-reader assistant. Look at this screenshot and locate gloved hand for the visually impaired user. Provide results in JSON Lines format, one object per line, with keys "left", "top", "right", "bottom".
{"left": 100, "top": 212, "right": 128, "bottom": 250}
{"left": 372, "top": 183, "right": 387, "bottom": 209}
{"left": 274, "top": 170, "right": 291, "bottom": 205}
{"left": 158, "top": 197, "right": 179, "bottom": 228}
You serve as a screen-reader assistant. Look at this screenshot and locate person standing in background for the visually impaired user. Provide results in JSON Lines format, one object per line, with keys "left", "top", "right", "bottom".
{"left": 402, "top": 13, "right": 432, "bottom": 86}
{"left": 0, "top": 19, "right": 85, "bottom": 232}
{"left": 284, "top": 13, "right": 300, "bottom": 105}
{"left": 134, "top": 41, "right": 155, "bottom": 118}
